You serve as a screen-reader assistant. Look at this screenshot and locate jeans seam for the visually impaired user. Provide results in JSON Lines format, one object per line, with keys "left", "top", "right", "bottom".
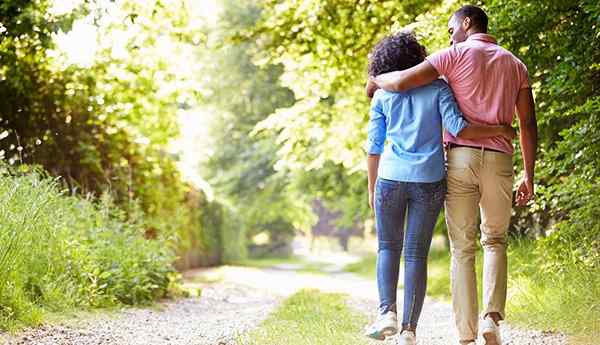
{"left": 407, "top": 287, "right": 417, "bottom": 326}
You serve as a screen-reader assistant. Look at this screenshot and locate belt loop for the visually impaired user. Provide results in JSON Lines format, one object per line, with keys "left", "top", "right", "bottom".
{"left": 480, "top": 146, "right": 484, "bottom": 169}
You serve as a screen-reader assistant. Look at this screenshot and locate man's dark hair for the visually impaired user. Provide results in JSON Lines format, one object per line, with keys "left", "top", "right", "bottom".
{"left": 367, "top": 31, "right": 427, "bottom": 77}
{"left": 454, "top": 5, "right": 488, "bottom": 33}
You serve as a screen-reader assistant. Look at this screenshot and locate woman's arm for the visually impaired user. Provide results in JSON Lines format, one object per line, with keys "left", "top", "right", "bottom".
{"left": 367, "top": 154, "right": 380, "bottom": 210}
{"left": 366, "top": 92, "right": 386, "bottom": 210}
{"left": 457, "top": 124, "right": 516, "bottom": 140}
{"left": 438, "top": 81, "right": 516, "bottom": 140}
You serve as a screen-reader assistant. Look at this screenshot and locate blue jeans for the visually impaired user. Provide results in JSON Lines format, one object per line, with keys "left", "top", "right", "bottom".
{"left": 374, "top": 177, "right": 446, "bottom": 329}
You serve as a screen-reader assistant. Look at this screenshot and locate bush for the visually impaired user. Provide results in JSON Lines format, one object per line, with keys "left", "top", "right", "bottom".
{"left": 508, "top": 241, "right": 600, "bottom": 337}
{"left": 0, "top": 165, "right": 177, "bottom": 330}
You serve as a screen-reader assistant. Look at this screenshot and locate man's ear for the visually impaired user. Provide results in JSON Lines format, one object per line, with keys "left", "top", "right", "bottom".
{"left": 462, "top": 17, "right": 471, "bottom": 31}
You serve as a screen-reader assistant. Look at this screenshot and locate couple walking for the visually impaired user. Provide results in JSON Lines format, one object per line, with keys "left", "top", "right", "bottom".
{"left": 364, "top": 5, "right": 537, "bottom": 345}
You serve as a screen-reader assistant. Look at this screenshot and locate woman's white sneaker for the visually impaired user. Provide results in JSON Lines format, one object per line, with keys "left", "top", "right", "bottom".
{"left": 398, "top": 330, "right": 416, "bottom": 345}
{"left": 364, "top": 311, "right": 398, "bottom": 340}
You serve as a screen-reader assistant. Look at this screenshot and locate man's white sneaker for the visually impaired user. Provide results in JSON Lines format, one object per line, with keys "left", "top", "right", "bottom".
{"left": 480, "top": 317, "right": 502, "bottom": 345}
{"left": 364, "top": 311, "right": 398, "bottom": 340}
{"left": 398, "top": 330, "right": 416, "bottom": 345}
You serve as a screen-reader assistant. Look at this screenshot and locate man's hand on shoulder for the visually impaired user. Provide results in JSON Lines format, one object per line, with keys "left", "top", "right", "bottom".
{"left": 367, "top": 61, "right": 440, "bottom": 96}
{"left": 366, "top": 77, "right": 379, "bottom": 99}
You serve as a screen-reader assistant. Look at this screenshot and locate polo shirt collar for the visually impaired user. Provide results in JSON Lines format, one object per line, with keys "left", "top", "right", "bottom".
{"left": 466, "top": 33, "right": 497, "bottom": 44}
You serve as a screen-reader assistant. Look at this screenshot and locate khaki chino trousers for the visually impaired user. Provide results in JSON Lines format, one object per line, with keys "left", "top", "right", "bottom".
{"left": 445, "top": 147, "right": 513, "bottom": 341}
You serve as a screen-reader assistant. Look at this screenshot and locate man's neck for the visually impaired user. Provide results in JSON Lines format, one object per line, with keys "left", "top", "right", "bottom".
{"left": 466, "top": 29, "right": 486, "bottom": 38}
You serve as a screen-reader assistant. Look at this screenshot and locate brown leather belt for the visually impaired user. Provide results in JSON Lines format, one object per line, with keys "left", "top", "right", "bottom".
{"left": 447, "top": 142, "right": 505, "bottom": 153}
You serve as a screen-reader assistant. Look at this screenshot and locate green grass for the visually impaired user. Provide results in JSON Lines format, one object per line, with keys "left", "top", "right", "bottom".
{"left": 506, "top": 241, "right": 600, "bottom": 339}
{"left": 426, "top": 248, "right": 452, "bottom": 299}
{"left": 0, "top": 166, "right": 177, "bottom": 331}
{"left": 239, "top": 289, "right": 367, "bottom": 345}
{"left": 230, "top": 256, "right": 335, "bottom": 275}
{"left": 343, "top": 254, "right": 376, "bottom": 279}
{"left": 343, "top": 247, "right": 482, "bottom": 300}
{"left": 187, "top": 273, "right": 223, "bottom": 284}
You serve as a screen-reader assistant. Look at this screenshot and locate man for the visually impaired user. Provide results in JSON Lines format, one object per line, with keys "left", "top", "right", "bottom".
{"left": 366, "top": 5, "right": 537, "bottom": 345}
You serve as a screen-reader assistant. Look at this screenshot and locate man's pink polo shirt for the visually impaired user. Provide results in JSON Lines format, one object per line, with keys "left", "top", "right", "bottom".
{"left": 426, "top": 33, "right": 530, "bottom": 154}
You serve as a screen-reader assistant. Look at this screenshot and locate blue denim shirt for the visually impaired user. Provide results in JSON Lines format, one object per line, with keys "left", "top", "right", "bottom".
{"left": 366, "top": 79, "right": 468, "bottom": 183}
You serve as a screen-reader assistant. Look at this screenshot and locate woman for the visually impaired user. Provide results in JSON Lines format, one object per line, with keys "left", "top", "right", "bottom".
{"left": 364, "top": 31, "right": 514, "bottom": 345}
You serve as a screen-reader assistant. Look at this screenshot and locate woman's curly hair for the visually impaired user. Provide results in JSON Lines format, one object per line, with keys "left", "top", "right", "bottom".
{"left": 368, "top": 31, "right": 427, "bottom": 77}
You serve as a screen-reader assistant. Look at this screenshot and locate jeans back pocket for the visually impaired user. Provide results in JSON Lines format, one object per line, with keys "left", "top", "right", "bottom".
{"left": 413, "top": 179, "right": 447, "bottom": 204}
{"left": 375, "top": 178, "right": 400, "bottom": 210}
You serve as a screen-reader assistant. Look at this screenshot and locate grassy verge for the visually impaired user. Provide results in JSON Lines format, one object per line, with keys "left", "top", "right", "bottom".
{"left": 343, "top": 246, "right": 482, "bottom": 299}
{"left": 230, "top": 256, "right": 335, "bottom": 275}
{"left": 343, "top": 241, "right": 599, "bottom": 339}
{"left": 426, "top": 248, "right": 452, "bottom": 299}
{"left": 240, "top": 289, "right": 367, "bottom": 345}
{"left": 341, "top": 254, "right": 376, "bottom": 279}
{"left": 0, "top": 167, "right": 179, "bottom": 331}
{"left": 506, "top": 241, "right": 599, "bottom": 339}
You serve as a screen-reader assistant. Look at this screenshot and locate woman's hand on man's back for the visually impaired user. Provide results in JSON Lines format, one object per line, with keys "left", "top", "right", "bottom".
{"left": 499, "top": 125, "right": 517, "bottom": 140}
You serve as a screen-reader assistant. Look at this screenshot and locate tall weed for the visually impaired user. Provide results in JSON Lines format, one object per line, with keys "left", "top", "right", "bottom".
{"left": 0, "top": 165, "right": 176, "bottom": 330}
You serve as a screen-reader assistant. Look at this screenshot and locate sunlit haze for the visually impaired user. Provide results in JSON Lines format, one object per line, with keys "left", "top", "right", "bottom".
{"left": 48, "top": 0, "right": 222, "bottom": 193}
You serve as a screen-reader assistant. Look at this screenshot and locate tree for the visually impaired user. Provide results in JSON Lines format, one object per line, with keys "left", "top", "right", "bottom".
{"left": 199, "top": 0, "right": 315, "bottom": 258}
{"left": 0, "top": 0, "right": 221, "bottom": 263}
{"left": 243, "top": 0, "right": 441, "bottom": 231}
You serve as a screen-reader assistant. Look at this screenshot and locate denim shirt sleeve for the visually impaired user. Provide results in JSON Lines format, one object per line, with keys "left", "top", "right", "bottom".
{"left": 366, "top": 91, "right": 386, "bottom": 155}
{"left": 437, "top": 81, "right": 468, "bottom": 137}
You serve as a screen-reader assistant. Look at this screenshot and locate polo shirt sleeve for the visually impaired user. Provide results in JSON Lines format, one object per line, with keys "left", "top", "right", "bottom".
{"left": 517, "top": 61, "right": 530, "bottom": 89}
{"left": 426, "top": 46, "right": 459, "bottom": 77}
{"left": 365, "top": 91, "right": 386, "bottom": 155}
{"left": 437, "top": 81, "right": 468, "bottom": 137}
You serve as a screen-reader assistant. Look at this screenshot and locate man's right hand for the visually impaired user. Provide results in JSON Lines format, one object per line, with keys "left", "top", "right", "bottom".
{"left": 366, "top": 78, "right": 379, "bottom": 99}
{"left": 516, "top": 177, "right": 534, "bottom": 206}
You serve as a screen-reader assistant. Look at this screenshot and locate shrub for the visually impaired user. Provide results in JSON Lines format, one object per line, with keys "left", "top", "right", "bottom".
{"left": 0, "top": 165, "right": 176, "bottom": 330}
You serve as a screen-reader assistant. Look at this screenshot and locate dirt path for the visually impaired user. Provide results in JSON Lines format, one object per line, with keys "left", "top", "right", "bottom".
{"left": 2, "top": 256, "right": 570, "bottom": 345}
{"left": 196, "top": 264, "right": 570, "bottom": 345}
{"left": 1, "top": 282, "right": 278, "bottom": 345}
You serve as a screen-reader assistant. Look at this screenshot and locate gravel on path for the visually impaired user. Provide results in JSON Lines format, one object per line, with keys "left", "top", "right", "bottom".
{"left": 1, "top": 282, "right": 279, "bottom": 345}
